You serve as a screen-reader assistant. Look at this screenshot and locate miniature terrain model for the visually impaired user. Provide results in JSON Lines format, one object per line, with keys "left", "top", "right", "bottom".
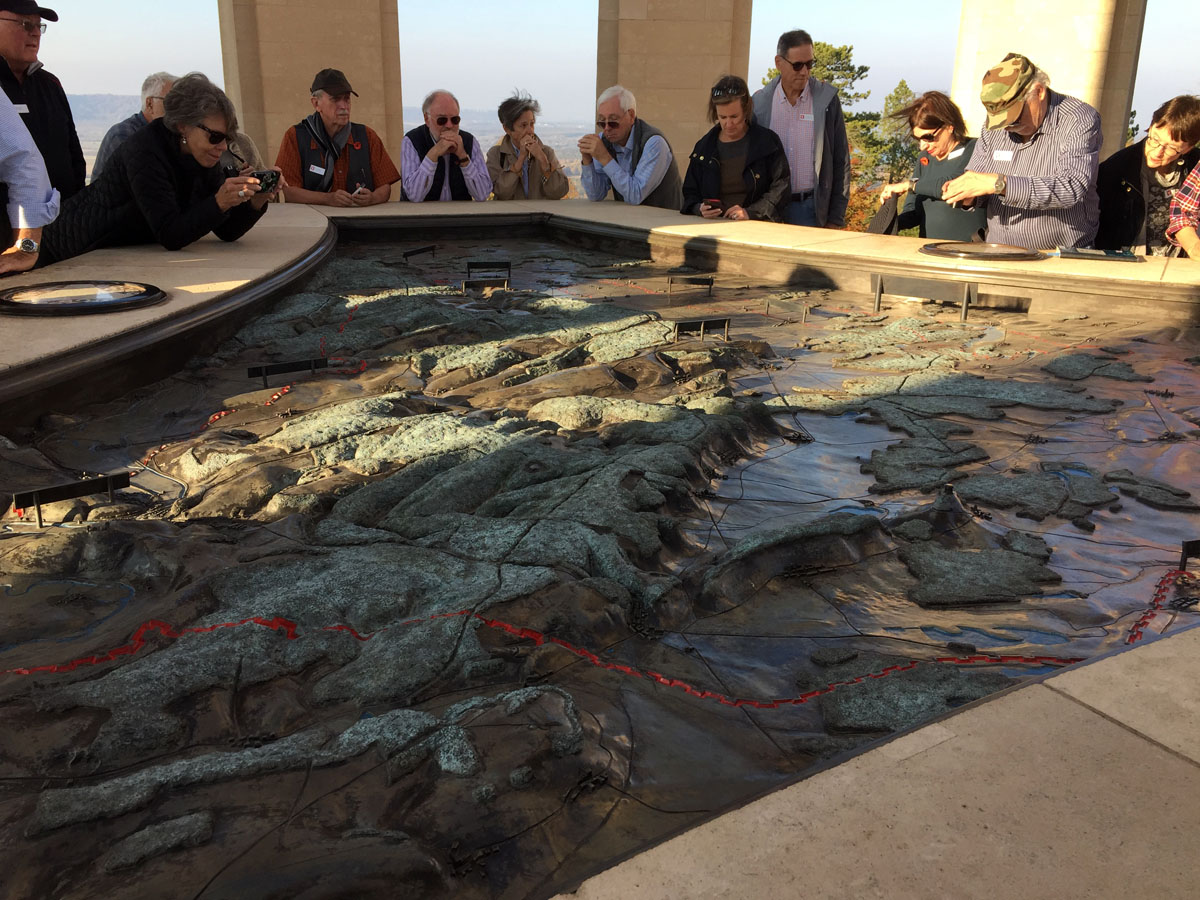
{"left": 1, "top": 236, "right": 1198, "bottom": 898}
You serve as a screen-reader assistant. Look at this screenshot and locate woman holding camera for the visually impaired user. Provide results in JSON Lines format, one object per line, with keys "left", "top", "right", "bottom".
{"left": 487, "top": 92, "right": 569, "bottom": 200}
{"left": 39, "top": 73, "right": 281, "bottom": 266}
{"left": 681, "top": 75, "right": 790, "bottom": 222}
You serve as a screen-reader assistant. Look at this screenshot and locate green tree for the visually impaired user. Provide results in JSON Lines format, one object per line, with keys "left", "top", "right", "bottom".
{"left": 1127, "top": 109, "right": 1139, "bottom": 146}
{"left": 878, "top": 79, "right": 918, "bottom": 182}
{"left": 762, "top": 42, "right": 871, "bottom": 110}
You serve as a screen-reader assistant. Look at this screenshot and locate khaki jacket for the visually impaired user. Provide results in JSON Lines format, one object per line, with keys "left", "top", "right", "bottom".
{"left": 487, "top": 135, "right": 569, "bottom": 200}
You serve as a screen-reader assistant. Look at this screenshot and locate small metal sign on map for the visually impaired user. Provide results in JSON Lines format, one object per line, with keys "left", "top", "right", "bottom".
{"left": 466, "top": 260, "right": 511, "bottom": 279}
{"left": 667, "top": 276, "right": 714, "bottom": 297}
{"left": 402, "top": 245, "right": 436, "bottom": 260}
{"left": 0, "top": 281, "right": 166, "bottom": 316}
{"left": 246, "top": 358, "right": 330, "bottom": 388}
{"left": 672, "top": 317, "right": 730, "bottom": 342}
{"left": 11, "top": 473, "right": 132, "bottom": 528}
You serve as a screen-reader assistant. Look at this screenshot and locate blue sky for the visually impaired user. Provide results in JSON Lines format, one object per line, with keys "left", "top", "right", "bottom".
{"left": 43, "top": 0, "right": 1200, "bottom": 130}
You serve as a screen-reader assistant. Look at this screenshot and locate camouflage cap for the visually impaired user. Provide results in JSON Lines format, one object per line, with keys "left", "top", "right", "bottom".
{"left": 980, "top": 53, "right": 1037, "bottom": 130}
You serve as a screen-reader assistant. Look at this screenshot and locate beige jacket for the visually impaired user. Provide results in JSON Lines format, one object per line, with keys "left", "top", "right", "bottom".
{"left": 487, "top": 135, "right": 569, "bottom": 200}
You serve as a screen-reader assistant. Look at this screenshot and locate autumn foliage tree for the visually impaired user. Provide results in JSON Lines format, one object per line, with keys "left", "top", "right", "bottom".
{"left": 764, "top": 43, "right": 916, "bottom": 231}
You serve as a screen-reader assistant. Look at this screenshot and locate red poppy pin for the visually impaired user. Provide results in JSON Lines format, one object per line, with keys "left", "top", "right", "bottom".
{"left": 351, "top": 141, "right": 362, "bottom": 150}
{"left": 919, "top": 156, "right": 929, "bottom": 166}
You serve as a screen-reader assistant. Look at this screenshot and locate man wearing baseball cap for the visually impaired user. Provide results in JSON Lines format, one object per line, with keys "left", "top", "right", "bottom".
{"left": 0, "top": 0, "right": 84, "bottom": 199}
{"left": 274, "top": 68, "right": 399, "bottom": 207}
{"left": 942, "top": 53, "right": 1100, "bottom": 249}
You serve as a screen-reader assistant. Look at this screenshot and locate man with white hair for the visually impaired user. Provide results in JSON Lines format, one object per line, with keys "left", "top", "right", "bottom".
{"left": 400, "top": 89, "right": 490, "bottom": 201}
{"left": 91, "top": 71, "right": 175, "bottom": 181}
{"left": 577, "top": 84, "right": 681, "bottom": 209}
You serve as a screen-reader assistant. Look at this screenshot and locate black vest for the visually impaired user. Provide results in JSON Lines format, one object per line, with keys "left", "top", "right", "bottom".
{"left": 294, "top": 120, "right": 374, "bottom": 192}
{"left": 402, "top": 125, "right": 476, "bottom": 201}
{"left": 600, "top": 118, "right": 683, "bottom": 211}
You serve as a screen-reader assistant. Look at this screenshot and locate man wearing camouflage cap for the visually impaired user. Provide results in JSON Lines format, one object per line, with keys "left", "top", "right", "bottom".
{"left": 942, "top": 53, "right": 1100, "bottom": 249}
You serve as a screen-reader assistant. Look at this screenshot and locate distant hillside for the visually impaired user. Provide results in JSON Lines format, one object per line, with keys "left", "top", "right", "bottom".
{"left": 68, "top": 94, "right": 139, "bottom": 142}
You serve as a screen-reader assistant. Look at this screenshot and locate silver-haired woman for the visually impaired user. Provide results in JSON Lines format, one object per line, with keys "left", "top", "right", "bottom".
{"left": 39, "top": 73, "right": 283, "bottom": 266}
{"left": 486, "top": 92, "right": 568, "bottom": 200}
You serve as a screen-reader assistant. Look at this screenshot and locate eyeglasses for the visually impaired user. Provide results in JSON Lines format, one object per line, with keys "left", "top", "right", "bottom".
{"left": 779, "top": 57, "right": 815, "bottom": 72}
{"left": 912, "top": 128, "right": 944, "bottom": 144}
{"left": 596, "top": 119, "right": 623, "bottom": 130}
{"left": 195, "top": 123, "right": 231, "bottom": 145}
{"left": 1146, "top": 133, "right": 1190, "bottom": 156}
{"left": 435, "top": 115, "right": 461, "bottom": 126}
{"left": 711, "top": 87, "right": 747, "bottom": 100}
{"left": 0, "top": 16, "right": 46, "bottom": 35}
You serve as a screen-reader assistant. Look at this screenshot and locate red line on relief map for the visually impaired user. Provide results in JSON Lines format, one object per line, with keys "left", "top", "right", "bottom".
{"left": 1, "top": 609, "right": 1091, "bottom": 709}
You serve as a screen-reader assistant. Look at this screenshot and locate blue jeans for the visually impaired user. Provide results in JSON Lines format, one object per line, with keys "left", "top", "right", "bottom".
{"left": 785, "top": 197, "right": 818, "bottom": 226}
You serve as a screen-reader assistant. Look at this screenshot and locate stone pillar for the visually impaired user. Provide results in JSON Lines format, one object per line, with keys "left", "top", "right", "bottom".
{"left": 951, "top": 0, "right": 1146, "bottom": 160}
{"left": 218, "top": 0, "right": 403, "bottom": 188}
{"left": 596, "top": 0, "right": 753, "bottom": 168}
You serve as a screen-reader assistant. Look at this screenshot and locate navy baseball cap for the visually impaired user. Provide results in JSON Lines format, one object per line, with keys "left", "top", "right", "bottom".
{"left": 0, "top": 1, "right": 58, "bottom": 21}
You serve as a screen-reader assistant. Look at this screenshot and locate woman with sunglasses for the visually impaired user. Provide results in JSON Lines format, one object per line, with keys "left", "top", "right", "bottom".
{"left": 879, "top": 91, "right": 986, "bottom": 241}
{"left": 487, "top": 91, "right": 568, "bottom": 201}
{"left": 38, "top": 72, "right": 281, "bottom": 266}
{"left": 681, "top": 75, "right": 790, "bottom": 222}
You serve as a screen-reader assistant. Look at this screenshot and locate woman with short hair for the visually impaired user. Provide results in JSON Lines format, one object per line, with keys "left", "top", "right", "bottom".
{"left": 486, "top": 92, "right": 569, "bottom": 200}
{"left": 1096, "top": 95, "right": 1200, "bottom": 255}
{"left": 681, "top": 75, "right": 790, "bottom": 222}
{"left": 39, "top": 73, "right": 282, "bottom": 266}
{"left": 879, "top": 91, "right": 986, "bottom": 240}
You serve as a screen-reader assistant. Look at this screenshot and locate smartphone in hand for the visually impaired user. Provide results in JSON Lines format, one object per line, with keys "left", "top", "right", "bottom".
{"left": 703, "top": 198, "right": 725, "bottom": 211}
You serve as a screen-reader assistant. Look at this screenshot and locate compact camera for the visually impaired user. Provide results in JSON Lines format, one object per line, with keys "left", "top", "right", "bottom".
{"left": 252, "top": 170, "right": 280, "bottom": 194}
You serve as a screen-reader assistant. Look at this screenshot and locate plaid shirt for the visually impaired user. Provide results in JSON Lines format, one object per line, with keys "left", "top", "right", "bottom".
{"left": 1167, "top": 161, "right": 1200, "bottom": 245}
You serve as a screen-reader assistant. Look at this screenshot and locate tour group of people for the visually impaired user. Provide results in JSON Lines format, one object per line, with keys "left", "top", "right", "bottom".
{"left": 1, "top": 1, "right": 1198, "bottom": 275}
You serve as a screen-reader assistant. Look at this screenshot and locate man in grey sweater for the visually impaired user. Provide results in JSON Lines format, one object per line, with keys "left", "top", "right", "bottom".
{"left": 751, "top": 29, "right": 851, "bottom": 228}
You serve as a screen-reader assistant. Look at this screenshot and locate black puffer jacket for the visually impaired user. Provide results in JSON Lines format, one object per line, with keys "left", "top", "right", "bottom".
{"left": 39, "top": 119, "right": 266, "bottom": 266}
{"left": 681, "top": 122, "right": 791, "bottom": 222}
{"left": 1095, "top": 137, "right": 1200, "bottom": 252}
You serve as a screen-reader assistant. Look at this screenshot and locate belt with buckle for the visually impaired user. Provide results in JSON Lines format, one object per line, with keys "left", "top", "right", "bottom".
{"left": 791, "top": 190, "right": 815, "bottom": 202}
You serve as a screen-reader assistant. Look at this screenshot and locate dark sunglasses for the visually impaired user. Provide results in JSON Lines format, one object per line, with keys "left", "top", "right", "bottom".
{"left": 436, "top": 115, "right": 461, "bottom": 126}
{"left": 597, "top": 119, "right": 623, "bottom": 130}
{"left": 711, "top": 87, "right": 747, "bottom": 100}
{"left": 195, "top": 123, "right": 231, "bottom": 145}
{"left": 912, "top": 128, "right": 943, "bottom": 143}
{"left": 780, "top": 57, "right": 816, "bottom": 72}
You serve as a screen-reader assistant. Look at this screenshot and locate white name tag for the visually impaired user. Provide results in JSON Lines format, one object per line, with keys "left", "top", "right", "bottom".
{"left": 948, "top": 147, "right": 965, "bottom": 160}
{"left": 993, "top": 149, "right": 1014, "bottom": 162}
{"left": 308, "top": 164, "right": 326, "bottom": 176}
{"left": 14, "top": 104, "right": 28, "bottom": 114}
{"left": 798, "top": 113, "right": 814, "bottom": 122}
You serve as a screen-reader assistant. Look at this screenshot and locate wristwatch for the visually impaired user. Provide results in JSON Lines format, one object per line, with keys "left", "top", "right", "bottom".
{"left": 16, "top": 237, "right": 38, "bottom": 253}
{"left": 994, "top": 174, "right": 1007, "bottom": 196}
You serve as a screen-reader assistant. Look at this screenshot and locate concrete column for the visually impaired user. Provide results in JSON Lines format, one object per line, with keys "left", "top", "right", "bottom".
{"left": 951, "top": 0, "right": 1146, "bottom": 160}
{"left": 596, "top": 0, "right": 753, "bottom": 169}
{"left": 218, "top": 0, "right": 403, "bottom": 187}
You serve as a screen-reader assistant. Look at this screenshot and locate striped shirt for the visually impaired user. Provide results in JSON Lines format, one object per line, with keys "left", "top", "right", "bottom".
{"left": 1167, "top": 160, "right": 1200, "bottom": 246}
{"left": 400, "top": 134, "right": 492, "bottom": 202}
{"left": 770, "top": 80, "right": 815, "bottom": 193}
{"left": 965, "top": 91, "right": 1101, "bottom": 249}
